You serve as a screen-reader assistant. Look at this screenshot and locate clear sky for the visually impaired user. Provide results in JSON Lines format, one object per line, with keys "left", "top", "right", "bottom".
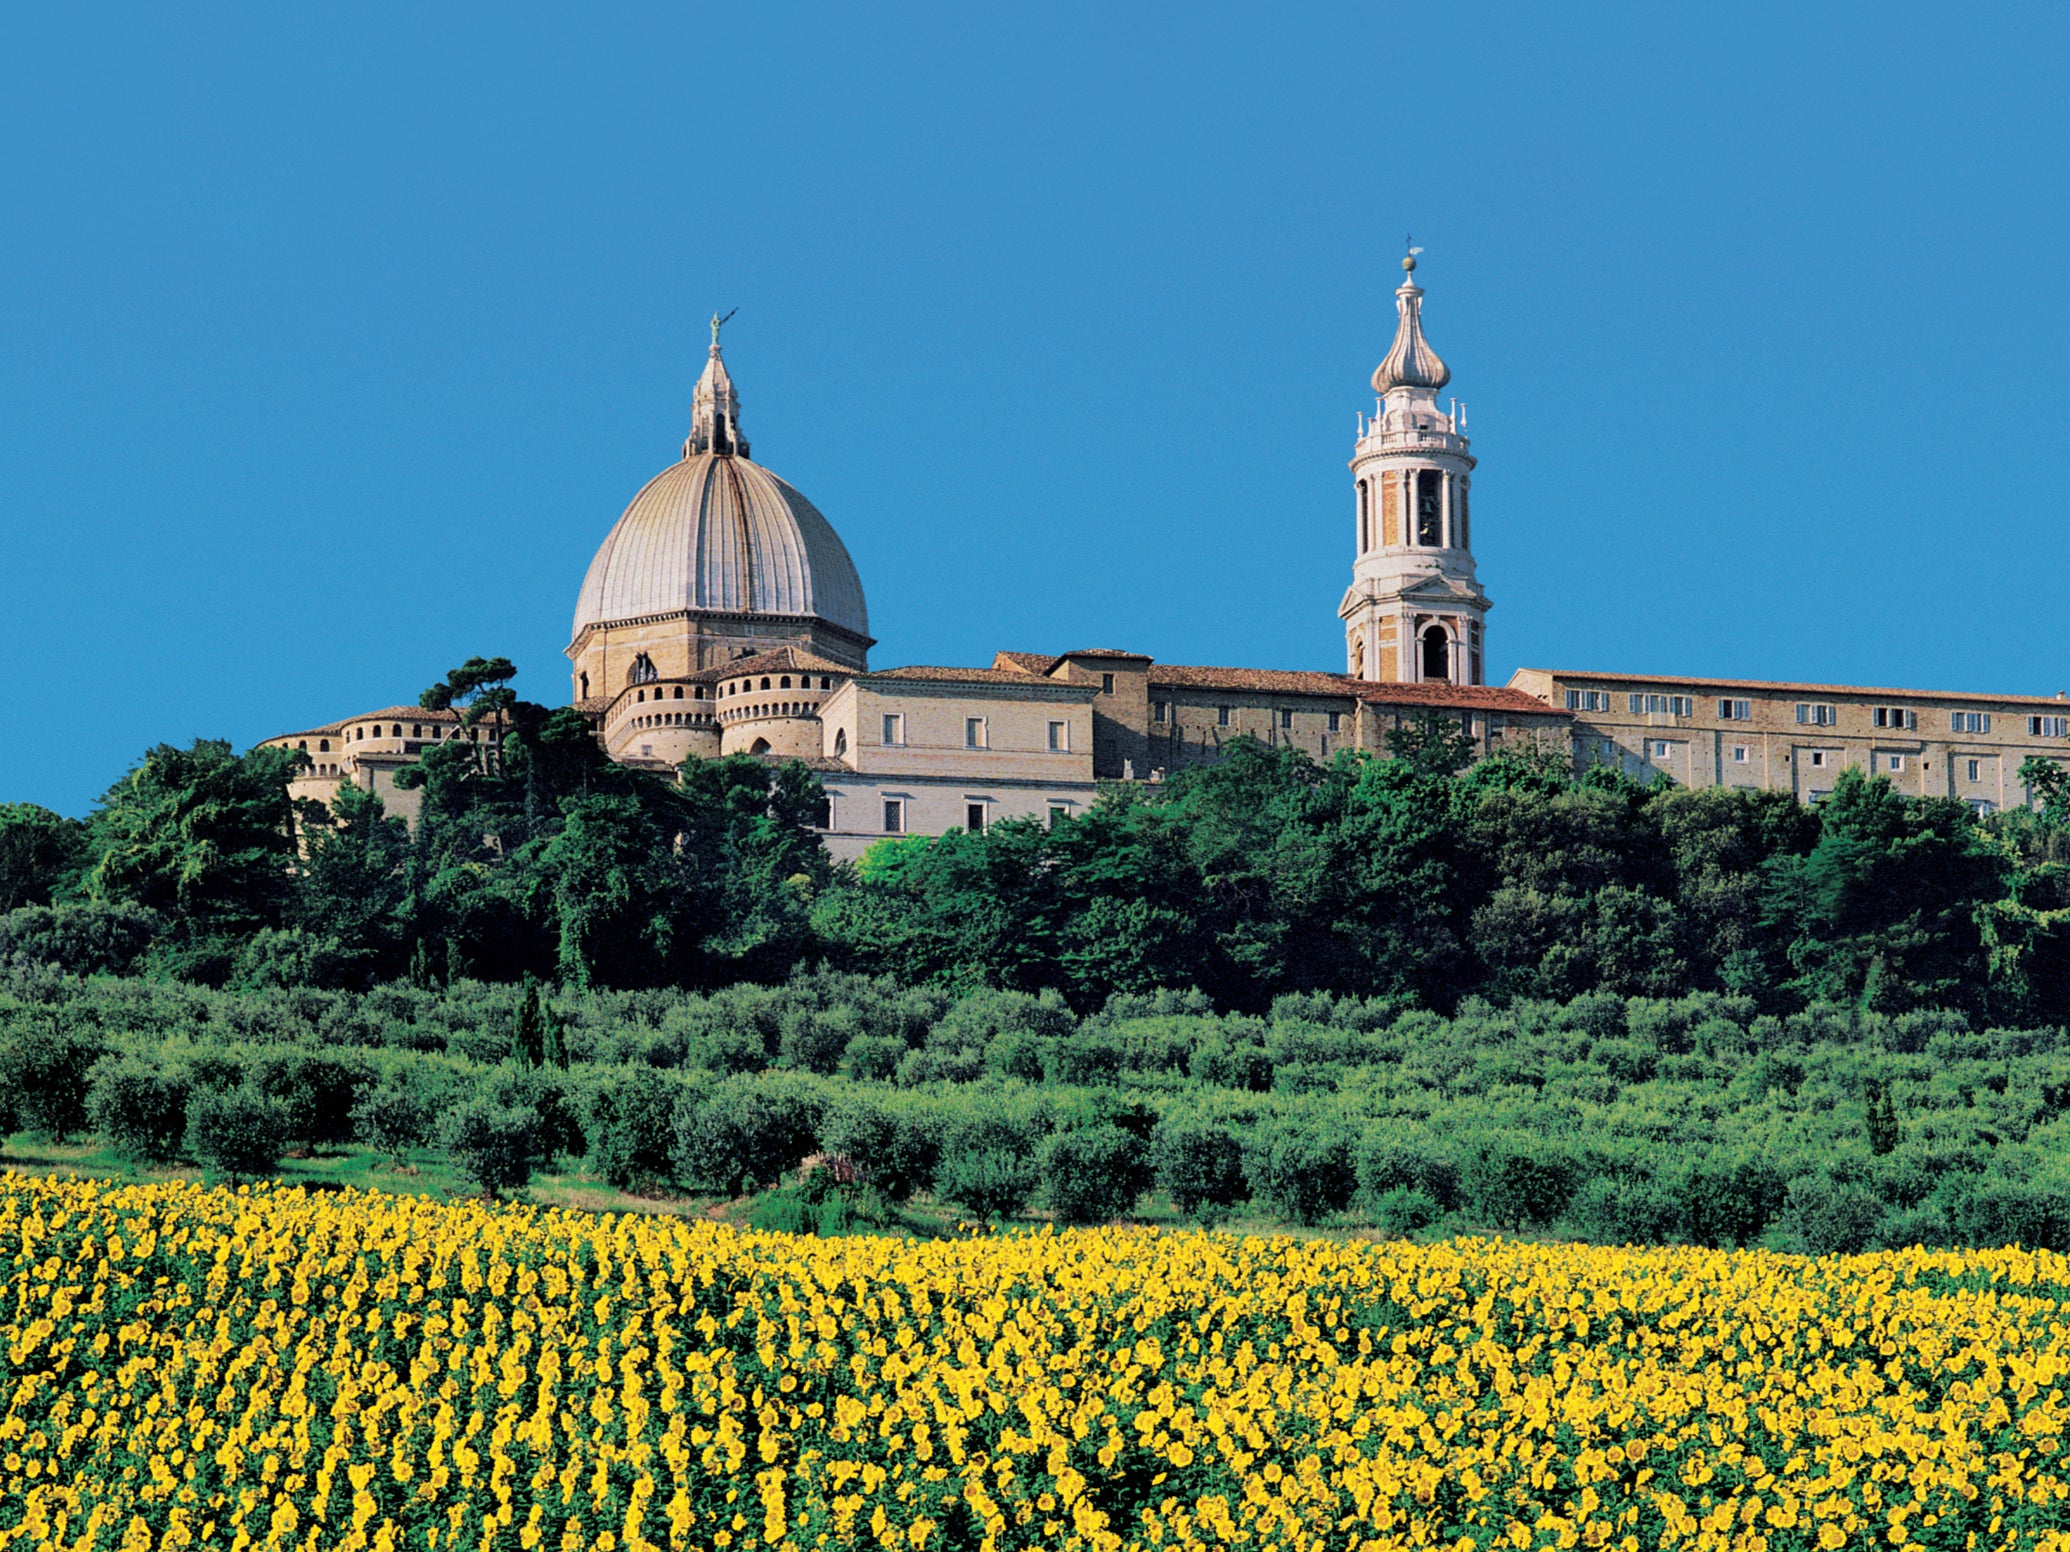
{"left": 4, "top": 4, "right": 2068, "bottom": 815}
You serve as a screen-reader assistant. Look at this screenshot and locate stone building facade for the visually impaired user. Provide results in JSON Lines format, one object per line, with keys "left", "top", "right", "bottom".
{"left": 264, "top": 268, "right": 2070, "bottom": 853}
{"left": 1508, "top": 669, "right": 2070, "bottom": 814}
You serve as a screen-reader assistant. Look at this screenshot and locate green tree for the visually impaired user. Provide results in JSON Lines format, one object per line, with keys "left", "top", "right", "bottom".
{"left": 1386, "top": 709, "right": 1477, "bottom": 778}
{"left": 82, "top": 739, "right": 300, "bottom": 962}
{"left": 0, "top": 803, "right": 88, "bottom": 912}
{"left": 1763, "top": 769, "right": 2006, "bottom": 1011}
{"left": 418, "top": 655, "right": 519, "bottom": 777}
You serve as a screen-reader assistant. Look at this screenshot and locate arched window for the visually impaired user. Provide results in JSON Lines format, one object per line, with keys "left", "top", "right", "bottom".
{"left": 780, "top": 676, "right": 792, "bottom": 689}
{"left": 320, "top": 739, "right": 330, "bottom": 752}
{"left": 579, "top": 672, "right": 590, "bottom": 700}
{"left": 821, "top": 677, "right": 833, "bottom": 689}
{"left": 629, "top": 653, "right": 659, "bottom": 686}
{"left": 834, "top": 728, "right": 848, "bottom": 757}
{"left": 1351, "top": 637, "right": 1366, "bottom": 678}
{"left": 1421, "top": 625, "right": 1450, "bottom": 682}
{"left": 297, "top": 740, "right": 307, "bottom": 750}
{"left": 1415, "top": 470, "right": 1443, "bottom": 546}
{"left": 760, "top": 677, "right": 771, "bottom": 690}
{"left": 750, "top": 738, "right": 771, "bottom": 755}
{"left": 1357, "top": 479, "right": 1370, "bottom": 552}
{"left": 672, "top": 686, "right": 684, "bottom": 699}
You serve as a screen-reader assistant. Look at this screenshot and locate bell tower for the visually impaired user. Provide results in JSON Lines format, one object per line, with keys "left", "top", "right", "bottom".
{"left": 1340, "top": 251, "right": 1490, "bottom": 685}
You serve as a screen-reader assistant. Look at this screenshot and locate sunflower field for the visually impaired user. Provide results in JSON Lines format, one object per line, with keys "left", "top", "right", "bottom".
{"left": 6, "top": 1177, "right": 2070, "bottom": 1551}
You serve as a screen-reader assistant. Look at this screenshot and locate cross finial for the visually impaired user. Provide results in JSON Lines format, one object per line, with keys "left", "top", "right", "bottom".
{"left": 709, "top": 307, "right": 738, "bottom": 350}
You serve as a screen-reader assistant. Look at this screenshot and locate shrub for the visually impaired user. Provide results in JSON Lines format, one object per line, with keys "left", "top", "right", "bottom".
{"left": 246, "top": 1049, "right": 372, "bottom": 1152}
{"left": 1459, "top": 1137, "right": 1578, "bottom": 1230}
{"left": 185, "top": 1086, "right": 288, "bottom": 1179}
{"left": 672, "top": 1077, "right": 817, "bottom": 1196}
{"left": 934, "top": 1110, "right": 1041, "bottom": 1220}
{"left": 0, "top": 1015, "right": 100, "bottom": 1139}
{"left": 1154, "top": 1120, "right": 1248, "bottom": 1222}
{"left": 1567, "top": 1172, "right": 1681, "bottom": 1245}
{"left": 585, "top": 1073, "right": 684, "bottom": 1192}
{"left": 844, "top": 1034, "right": 905, "bottom": 1082}
{"left": 352, "top": 1084, "right": 431, "bottom": 1167}
{"left": 1243, "top": 1123, "right": 1356, "bottom": 1226}
{"left": 818, "top": 1095, "right": 939, "bottom": 1202}
{"left": 1355, "top": 1130, "right": 1460, "bottom": 1213}
{"left": 441, "top": 1099, "right": 545, "bottom": 1199}
{"left": 0, "top": 903, "right": 159, "bottom": 976}
{"left": 1188, "top": 1037, "right": 1273, "bottom": 1092}
{"left": 1366, "top": 1187, "right": 1442, "bottom": 1238}
{"left": 1677, "top": 1155, "right": 1788, "bottom": 1248}
{"left": 1044, "top": 1034, "right": 1125, "bottom": 1087}
{"left": 1939, "top": 1175, "right": 2070, "bottom": 1251}
{"left": 1039, "top": 1124, "right": 1146, "bottom": 1225}
{"left": 87, "top": 1055, "right": 193, "bottom": 1161}
{"left": 1780, "top": 1174, "right": 1883, "bottom": 1256}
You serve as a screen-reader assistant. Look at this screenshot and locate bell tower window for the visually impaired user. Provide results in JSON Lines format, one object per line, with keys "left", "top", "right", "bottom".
{"left": 1415, "top": 470, "right": 1443, "bottom": 546}
{"left": 1421, "top": 624, "right": 1450, "bottom": 682}
{"left": 1357, "top": 479, "right": 1371, "bottom": 552}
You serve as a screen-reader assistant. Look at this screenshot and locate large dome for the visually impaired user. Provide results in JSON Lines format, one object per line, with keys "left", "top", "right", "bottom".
{"left": 571, "top": 451, "right": 869, "bottom": 639}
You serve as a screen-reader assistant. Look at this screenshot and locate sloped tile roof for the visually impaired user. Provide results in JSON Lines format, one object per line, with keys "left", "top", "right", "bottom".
{"left": 1518, "top": 667, "right": 2070, "bottom": 709}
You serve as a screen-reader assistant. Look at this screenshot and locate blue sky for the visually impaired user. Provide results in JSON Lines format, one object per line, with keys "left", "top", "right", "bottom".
{"left": 4, "top": 4, "right": 2068, "bottom": 815}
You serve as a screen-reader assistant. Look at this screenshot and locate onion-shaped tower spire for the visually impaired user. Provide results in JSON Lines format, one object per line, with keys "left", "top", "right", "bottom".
{"left": 1371, "top": 253, "right": 1450, "bottom": 396}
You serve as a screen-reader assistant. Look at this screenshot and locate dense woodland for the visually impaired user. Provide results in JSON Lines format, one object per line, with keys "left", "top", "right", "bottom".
{"left": 7, "top": 660, "right": 2070, "bottom": 1247}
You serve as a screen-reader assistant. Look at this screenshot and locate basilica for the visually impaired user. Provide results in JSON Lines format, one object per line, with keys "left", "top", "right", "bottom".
{"left": 269, "top": 257, "right": 2070, "bottom": 856}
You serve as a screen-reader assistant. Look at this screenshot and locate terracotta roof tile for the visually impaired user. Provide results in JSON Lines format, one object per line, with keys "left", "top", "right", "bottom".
{"left": 1149, "top": 664, "right": 1359, "bottom": 695}
{"left": 991, "top": 651, "right": 1061, "bottom": 675}
{"left": 694, "top": 646, "right": 855, "bottom": 682}
{"left": 865, "top": 665, "right": 1096, "bottom": 688}
{"left": 1056, "top": 648, "right": 1152, "bottom": 661}
{"left": 264, "top": 704, "right": 465, "bottom": 744}
{"left": 1148, "top": 664, "right": 1566, "bottom": 716}
{"left": 1517, "top": 668, "right": 2070, "bottom": 709}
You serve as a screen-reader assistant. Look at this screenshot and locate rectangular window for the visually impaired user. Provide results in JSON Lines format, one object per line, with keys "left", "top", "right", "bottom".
{"left": 882, "top": 799, "right": 904, "bottom": 833}
{"left": 1952, "top": 711, "right": 1991, "bottom": 734}
{"left": 1217, "top": 705, "right": 1232, "bottom": 727}
{"left": 1886, "top": 754, "right": 1906, "bottom": 772}
{"left": 1100, "top": 673, "right": 1115, "bottom": 694}
{"left": 1873, "top": 707, "right": 1919, "bottom": 730}
{"left": 1731, "top": 746, "right": 1749, "bottom": 763}
{"left": 1278, "top": 708, "right": 1293, "bottom": 730}
{"left": 1630, "top": 692, "right": 1694, "bottom": 716}
{"left": 1327, "top": 710, "right": 1342, "bottom": 733}
{"left": 965, "top": 716, "right": 987, "bottom": 749}
{"left": 1967, "top": 759, "right": 1981, "bottom": 781}
{"left": 1564, "top": 689, "right": 1612, "bottom": 713}
{"left": 1628, "top": 692, "right": 1645, "bottom": 715}
{"left": 1048, "top": 804, "right": 1069, "bottom": 827}
{"left": 2031, "top": 715, "right": 2070, "bottom": 738}
{"left": 1810, "top": 750, "right": 1827, "bottom": 768}
{"left": 1651, "top": 740, "right": 1671, "bottom": 759}
{"left": 965, "top": 803, "right": 986, "bottom": 832}
{"left": 1152, "top": 700, "right": 1167, "bottom": 724}
{"left": 882, "top": 713, "right": 905, "bottom": 746}
{"left": 812, "top": 797, "right": 832, "bottom": 829}
{"left": 1047, "top": 720, "right": 1069, "bottom": 752}
{"left": 1795, "top": 703, "right": 1836, "bottom": 726}
{"left": 1319, "top": 735, "right": 1330, "bottom": 757}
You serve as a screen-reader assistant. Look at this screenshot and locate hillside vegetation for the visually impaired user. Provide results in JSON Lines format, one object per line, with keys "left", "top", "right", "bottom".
{"left": 7, "top": 972, "right": 2070, "bottom": 1252}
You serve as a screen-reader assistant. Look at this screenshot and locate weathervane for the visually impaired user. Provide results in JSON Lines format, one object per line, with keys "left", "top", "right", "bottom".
{"left": 709, "top": 307, "right": 738, "bottom": 349}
